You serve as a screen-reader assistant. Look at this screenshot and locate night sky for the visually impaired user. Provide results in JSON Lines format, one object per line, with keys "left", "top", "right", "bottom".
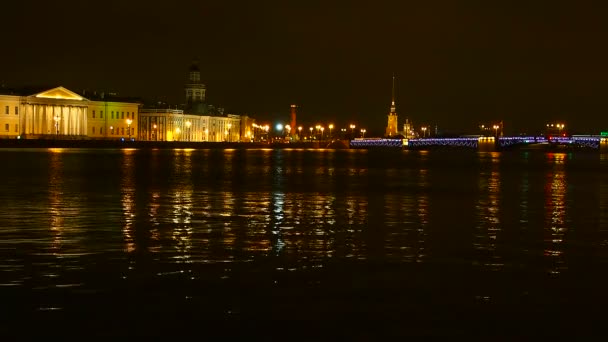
{"left": 2, "top": 0, "right": 607, "bottom": 135}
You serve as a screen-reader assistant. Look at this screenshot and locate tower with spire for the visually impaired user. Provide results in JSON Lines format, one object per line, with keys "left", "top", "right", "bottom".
{"left": 185, "top": 59, "right": 207, "bottom": 114}
{"left": 386, "top": 74, "right": 398, "bottom": 137}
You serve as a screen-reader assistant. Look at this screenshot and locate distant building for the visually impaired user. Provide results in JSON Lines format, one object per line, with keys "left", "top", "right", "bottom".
{"left": 0, "top": 86, "right": 139, "bottom": 139}
{"left": 138, "top": 61, "right": 253, "bottom": 142}
{"left": 385, "top": 75, "right": 398, "bottom": 137}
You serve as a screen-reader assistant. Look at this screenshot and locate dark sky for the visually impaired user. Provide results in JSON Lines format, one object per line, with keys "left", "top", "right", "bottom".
{"left": 2, "top": 0, "right": 607, "bottom": 135}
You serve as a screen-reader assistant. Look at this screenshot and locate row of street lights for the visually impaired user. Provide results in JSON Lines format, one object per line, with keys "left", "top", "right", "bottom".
{"left": 272, "top": 123, "right": 366, "bottom": 140}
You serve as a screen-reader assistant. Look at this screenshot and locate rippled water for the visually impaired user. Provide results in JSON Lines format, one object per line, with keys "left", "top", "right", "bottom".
{"left": 1, "top": 148, "right": 608, "bottom": 337}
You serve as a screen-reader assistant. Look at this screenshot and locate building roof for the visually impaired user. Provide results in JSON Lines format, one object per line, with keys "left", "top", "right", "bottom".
{"left": 0, "top": 85, "right": 141, "bottom": 104}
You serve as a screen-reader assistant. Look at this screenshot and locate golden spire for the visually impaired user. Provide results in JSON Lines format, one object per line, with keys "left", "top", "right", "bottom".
{"left": 390, "top": 74, "right": 396, "bottom": 113}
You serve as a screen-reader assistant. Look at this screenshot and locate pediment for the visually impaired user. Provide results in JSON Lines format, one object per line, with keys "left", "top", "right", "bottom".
{"left": 34, "top": 86, "right": 86, "bottom": 101}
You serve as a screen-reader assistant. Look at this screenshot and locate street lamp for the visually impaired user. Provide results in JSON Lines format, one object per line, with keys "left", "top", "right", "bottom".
{"left": 298, "top": 126, "right": 302, "bottom": 139}
{"left": 126, "top": 118, "right": 132, "bottom": 140}
{"left": 421, "top": 126, "right": 427, "bottom": 138}
{"left": 153, "top": 124, "right": 157, "bottom": 141}
{"left": 309, "top": 126, "right": 313, "bottom": 139}
{"left": 320, "top": 126, "right": 325, "bottom": 140}
{"left": 360, "top": 128, "right": 366, "bottom": 138}
{"left": 227, "top": 123, "right": 232, "bottom": 142}
{"left": 493, "top": 124, "right": 499, "bottom": 137}
{"left": 329, "top": 124, "right": 334, "bottom": 139}
{"left": 350, "top": 124, "right": 356, "bottom": 136}
{"left": 53, "top": 114, "right": 60, "bottom": 136}
{"left": 557, "top": 123, "right": 565, "bottom": 135}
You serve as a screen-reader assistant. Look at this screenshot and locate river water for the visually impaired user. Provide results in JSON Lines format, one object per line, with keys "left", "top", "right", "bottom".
{"left": 1, "top": 148, "right": 607, "bottom": 338}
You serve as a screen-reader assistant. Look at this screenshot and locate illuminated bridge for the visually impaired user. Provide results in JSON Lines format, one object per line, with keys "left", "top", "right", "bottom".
{"left": 349, "top": 136, "right": 608, "bottom": 151}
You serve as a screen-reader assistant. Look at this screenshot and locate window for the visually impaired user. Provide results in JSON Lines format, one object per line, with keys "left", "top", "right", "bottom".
{"left": 100, "top": 111, "right": 103, "bottom": 118}
{"left": 132, "top": 112, "right": 135, "bottom": 118}
{"left": 92, "top": 110, "right": 95, "bottom": 118}
{"left": 4, "top": 106, "right": 8, "bottom": 114}
{"left": 4, "top": 124, "right": 8, "bottom": 131}
{"left": 92, "top": 127, "right": 95, "bottom": 134}
{"left": 100, "top": 128, "right": 103, "bottom": 135}
{"left": 14, "top": 106, "right": 18, "bottom": 115}
{"left": 121, "top": 112, "right": 124, "bottom": 119}
{"left": 121, "top": 127, "right": 124, "bottom": 135}
{"left": 14, "top": 124, "right": 18, "bottom": 132}
{"left": 111, "top": 111, "right": 114, "bottom": 119}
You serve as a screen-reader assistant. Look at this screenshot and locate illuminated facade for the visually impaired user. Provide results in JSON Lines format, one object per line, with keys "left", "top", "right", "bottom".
{"left": 0, "top": 86, "right": 138, "bottom": 139}
{"left": 137, "top": 62, "right": 254, "bottom": 142}
{"left": 138, "top": 109, "right": 243, "bottom": 142}
{"left": 386, "top": 75, "right": 398, "bottom": 137}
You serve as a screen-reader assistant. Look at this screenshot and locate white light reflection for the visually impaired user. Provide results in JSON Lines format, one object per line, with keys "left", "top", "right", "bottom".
{"left": 474, "top": 152, "right": 503, "bottom": 271}
{"left": 170, "top": 149, "right": 194, "bottom": 262}
{"left": 600, "top": 154, "right": 608, "bottom": 249}
{"left": 416, "top": 151, "right": 429, "bottom": 263}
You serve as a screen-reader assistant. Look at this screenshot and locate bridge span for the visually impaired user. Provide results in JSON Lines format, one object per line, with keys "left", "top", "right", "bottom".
{"left": 349, "top": 136, "right": 608, "bottom": 152}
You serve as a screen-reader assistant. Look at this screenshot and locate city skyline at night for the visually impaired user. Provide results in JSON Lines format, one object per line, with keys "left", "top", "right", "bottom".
{"left": 1, "top": 1, "right": 607, "bottom": 135}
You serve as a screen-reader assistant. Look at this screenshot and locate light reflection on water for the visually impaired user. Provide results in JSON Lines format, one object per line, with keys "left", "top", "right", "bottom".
{"left": 1, "top": 148, "right": 608, "bottom": 326}
{"left": 544, "top": 153, "right": 568, "bottom": 275}
{"left": 474, "top": 151, "right": 503, "bottom": 271}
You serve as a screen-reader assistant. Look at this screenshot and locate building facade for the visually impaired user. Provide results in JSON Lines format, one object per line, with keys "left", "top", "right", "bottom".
{"left": 137, "top": 62, "right": 254, "bottom": 142}
{"left": 0, "top": 86, "right": 139, "bottom": 139}
{"left": 138, "top": 109, "right": 242, "bottom": 142}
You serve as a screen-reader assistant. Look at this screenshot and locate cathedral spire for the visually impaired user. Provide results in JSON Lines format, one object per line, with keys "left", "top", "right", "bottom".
{"left": 390, "top": 73, "right": 396, "bottom": 113}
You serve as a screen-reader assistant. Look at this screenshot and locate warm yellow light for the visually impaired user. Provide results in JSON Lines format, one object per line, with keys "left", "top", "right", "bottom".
{"left": 35, "top": 87, "right": 84, "bottom": 101}
{"left": 227, "top": 123, "right": 232, "bottom": 129}
{"left": 186, "top": 121, "right": 192, "bottom": 128}
{"left": 329, "top": 124, "right": 334, "bottom": 129}
{"left": 298, "top": 126, "right": 302, "bottom": 132}
{"left": 153, "top": 124, "right": 157, "bottom": 129}
{"left": 126, "top": 118, "right": 132, "bottom": 125}
{"left": 176, "top": 127, "right": 181, "bottom": 133}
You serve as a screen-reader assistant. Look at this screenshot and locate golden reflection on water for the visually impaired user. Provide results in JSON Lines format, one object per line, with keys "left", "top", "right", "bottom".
{"left": 544, "top": 153, "right": 568, "bottom": 275}
{"left": 170, "top": 149, "right": 194, "bottom": 262}
{"left": 121, "top": 149, "right": 136, "bottom": 253}
{"left": 474, "top": 152, "right": 503, "bottom": 270}
{"left": 48, "top": 151, "right": 64, "bottom": 254}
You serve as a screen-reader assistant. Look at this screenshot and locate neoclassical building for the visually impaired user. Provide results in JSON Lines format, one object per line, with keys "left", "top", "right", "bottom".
{"left": 0, "top": 86, "right": 139, "bottom": 139}
{"left": 138, "top": 62, "right": 254, "bottom": 142}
